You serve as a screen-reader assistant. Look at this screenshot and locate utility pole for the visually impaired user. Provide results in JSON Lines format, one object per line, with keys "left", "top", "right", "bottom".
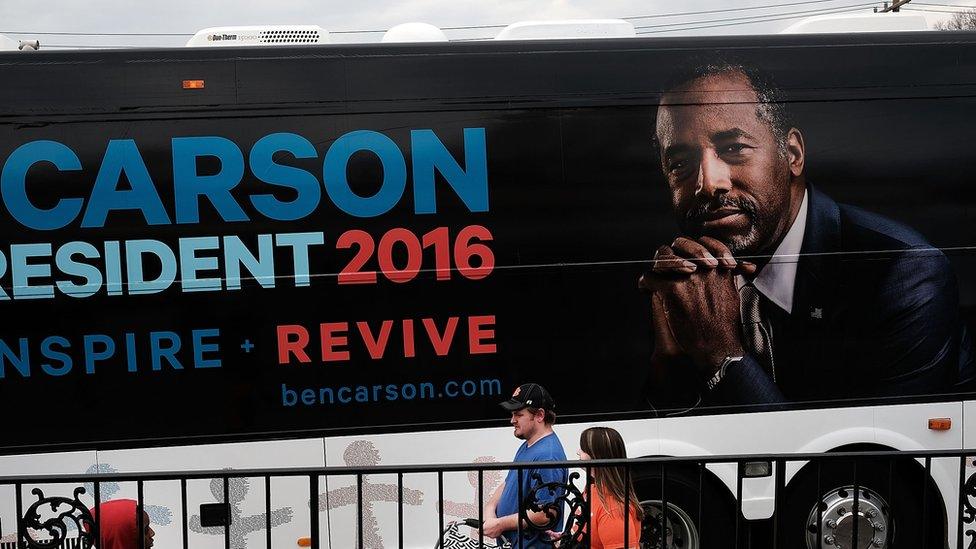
{"left": 879, "top": 0, "right": 912, "bottom": 12}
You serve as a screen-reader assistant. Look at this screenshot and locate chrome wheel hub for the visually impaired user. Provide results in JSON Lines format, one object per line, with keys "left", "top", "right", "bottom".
{"left": 805, "top": 486, "right": 890, "bottom": 549}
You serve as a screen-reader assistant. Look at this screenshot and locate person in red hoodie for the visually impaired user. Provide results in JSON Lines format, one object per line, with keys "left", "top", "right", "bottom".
{"left": 89, "top": 499, "right": 155, "bottom": 549}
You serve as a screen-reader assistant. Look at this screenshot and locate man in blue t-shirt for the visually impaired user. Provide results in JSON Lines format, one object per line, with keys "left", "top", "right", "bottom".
{"left": 483, "top": 383, "right": 568, "bottom": 548}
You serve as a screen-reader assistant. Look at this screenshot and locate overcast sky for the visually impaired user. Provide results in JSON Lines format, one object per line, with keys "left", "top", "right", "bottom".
{"left": 1, "top": 0, "right": 974, "bottom": 49}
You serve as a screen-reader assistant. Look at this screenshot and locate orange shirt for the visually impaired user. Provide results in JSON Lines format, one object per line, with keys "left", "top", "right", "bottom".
{"left": 588, "top": 486, "right": 642, "bottom": 549}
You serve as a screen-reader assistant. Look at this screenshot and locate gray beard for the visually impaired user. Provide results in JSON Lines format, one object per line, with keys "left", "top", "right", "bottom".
{"left": 725, "top": 228, "right": 761, "bottom": 256}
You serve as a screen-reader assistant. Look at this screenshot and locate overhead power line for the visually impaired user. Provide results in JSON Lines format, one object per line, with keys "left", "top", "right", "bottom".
{"left": 914, "top": 1, "right": 976, "bottom": 7}
{"left": 0, "top": 30, "right": 192, "bottom": 36}
{"left": 335, "top": 22, "right": 511, "bottom": 34}
{"left": 12, "top": 0, "right": 893, "bottom": 48}
{"left": 633, "top": 2, "right": 875, "bottom": 30}
{"left": 1, "top": 0, "right": 884, "bottom": 40}
{"left": 624, "top": 0, "right": 869, "bottom": 20}
{"left": 336, "top": 1, "right": 885, "bottom": 36}
{"left": 42, "top": 44, "right": 146, "bottom": 49}
{"left": 905, "top": 5, "right": 975, "bottom": 11}
{"left": 635, "top": 4, "right": 875, "bottom": 34}
{"left": 328, "top": 5, "right": 862, "bottom": 34}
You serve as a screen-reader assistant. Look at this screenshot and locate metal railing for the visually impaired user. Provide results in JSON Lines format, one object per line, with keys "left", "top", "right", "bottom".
{"left": 0, "top": 448, "right": 974, "bottom": 549}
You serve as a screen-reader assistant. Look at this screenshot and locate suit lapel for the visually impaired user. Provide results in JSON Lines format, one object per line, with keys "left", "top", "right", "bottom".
{"left": 781, "top": 185, "right": 844, "bottom": 392}
{"left": 794, "top": 184, "right": 842, "bottom": 317}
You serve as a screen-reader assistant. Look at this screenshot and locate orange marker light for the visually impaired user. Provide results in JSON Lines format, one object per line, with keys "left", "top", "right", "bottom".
{"left": 928, "top": 417, "right": 952, "bottom": 431}
{"left": 182, "top": 79, "right": 205, "bottom": 89}
{"left": 296, "top": 537, "right": 312, "bottom": 547}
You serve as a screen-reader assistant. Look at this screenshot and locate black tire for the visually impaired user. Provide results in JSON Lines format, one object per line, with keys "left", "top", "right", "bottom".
{"left": 782, "top": 454, "right": 945, "bottom": 549}
{"left": 634, "top": 464, "right": 738, "bottom": 549}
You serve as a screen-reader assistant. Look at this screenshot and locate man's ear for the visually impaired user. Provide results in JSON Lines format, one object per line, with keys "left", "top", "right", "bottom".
{"left": 786, "top": 128, "right": 805, "bottom": 177}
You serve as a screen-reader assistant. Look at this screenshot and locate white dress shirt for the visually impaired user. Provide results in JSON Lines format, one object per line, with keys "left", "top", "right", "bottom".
{"left": 735, "top": 189, "right": 809, "bottom": 314}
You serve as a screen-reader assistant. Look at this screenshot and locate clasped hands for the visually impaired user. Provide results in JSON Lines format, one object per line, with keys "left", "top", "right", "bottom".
{"left": 639, "top": 236, "right": 753, "bottom": 377}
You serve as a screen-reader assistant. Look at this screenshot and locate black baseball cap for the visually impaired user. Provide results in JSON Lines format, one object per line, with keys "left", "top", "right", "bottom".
{"left": 500, "top": 383, "right": 555, "bottom": 412}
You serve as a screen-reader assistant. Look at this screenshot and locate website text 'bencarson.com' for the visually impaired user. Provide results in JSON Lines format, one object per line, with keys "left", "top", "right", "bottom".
{"left": 280, "top": 378, "right": 503, "bottom": 407}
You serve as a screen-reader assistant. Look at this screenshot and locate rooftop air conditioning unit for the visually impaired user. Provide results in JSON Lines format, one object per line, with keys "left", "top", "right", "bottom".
{"left": 382, "top": 22, "right": 449, "bottom": 43}
{"left": 186, "top": 25, "right": 329, "bottom": 47}
{"left": 780, "top": 12, "right": 929, "bottom": 33}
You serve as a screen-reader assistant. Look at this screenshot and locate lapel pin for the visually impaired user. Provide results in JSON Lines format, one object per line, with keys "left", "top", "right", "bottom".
{"left": 810, "top": 307, "right": 823, "bottom": 320}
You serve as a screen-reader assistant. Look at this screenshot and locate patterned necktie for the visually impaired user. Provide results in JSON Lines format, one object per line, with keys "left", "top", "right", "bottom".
{"left": 739, "top": 283, "right": 776, "bottom": 381}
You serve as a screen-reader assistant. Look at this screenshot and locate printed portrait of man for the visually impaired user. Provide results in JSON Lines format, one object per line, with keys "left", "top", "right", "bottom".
{"left": 640, "top": 61, "right": 973, "bottom": 409}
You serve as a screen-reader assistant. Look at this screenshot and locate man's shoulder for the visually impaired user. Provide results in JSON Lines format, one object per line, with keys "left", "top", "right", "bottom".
{"left": 526, "top": 432, "right": 567, "bottom": 460}
{"left": 804, "top": 188, "right": 953, "bottom": 296}
{"left": 836, "top": 202, "right": 933, "bottom": 251}
{"left": 831, "top": 201, "right": 953, "bottom": 291}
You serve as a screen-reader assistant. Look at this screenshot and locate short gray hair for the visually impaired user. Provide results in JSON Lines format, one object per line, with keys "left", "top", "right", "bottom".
{"left": 656, "top": 61, "right": 793, "bottom": 156}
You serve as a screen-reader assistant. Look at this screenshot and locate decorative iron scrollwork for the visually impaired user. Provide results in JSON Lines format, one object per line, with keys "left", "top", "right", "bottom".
{"left": 962, "top": 465, "right": 976, "bottom": 549}
{"left": 21, "top": 487, "right": 95, "bottom": 549}
{"left": 517, "top": 471, "right": 588, "bottom": 548}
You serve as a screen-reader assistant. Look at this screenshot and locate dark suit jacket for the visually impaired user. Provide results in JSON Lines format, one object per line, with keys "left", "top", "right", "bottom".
{"left": 706, "top": 185, "right": 972, "bottom": 408}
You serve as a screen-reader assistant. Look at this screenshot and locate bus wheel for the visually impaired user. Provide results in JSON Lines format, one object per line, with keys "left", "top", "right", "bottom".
{"left": 634, "top": 466, "right": 736, "bottom": 549}
{"left": 802, "top": 485, "right": 891, "bottom": 548}
{"left": 782, "top": 456, "right": 944, "bottom": 549}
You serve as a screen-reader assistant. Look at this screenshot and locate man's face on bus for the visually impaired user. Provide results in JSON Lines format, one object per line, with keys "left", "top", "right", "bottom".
{"left": 655, "top": 70, "right": 802, "bottom": 256}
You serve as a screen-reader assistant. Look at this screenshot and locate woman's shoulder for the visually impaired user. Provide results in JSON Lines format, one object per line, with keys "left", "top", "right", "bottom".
{"left": 591, "top": 485, "right": 620, "bottom": 512}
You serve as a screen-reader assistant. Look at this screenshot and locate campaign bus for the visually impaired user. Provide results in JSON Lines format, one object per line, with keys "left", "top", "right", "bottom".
{"left": 1, "top": 21, "right": 975, "bottom": 549}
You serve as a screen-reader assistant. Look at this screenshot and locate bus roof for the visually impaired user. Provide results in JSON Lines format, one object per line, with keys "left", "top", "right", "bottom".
{"left": 780, "top": 12, "right": 930, "bottom": 34}
{"left": 494, "top": 19, "right": 636, "bottom": 40}
{"left": 0, "top": 33, "right": 19, "bottom": 51}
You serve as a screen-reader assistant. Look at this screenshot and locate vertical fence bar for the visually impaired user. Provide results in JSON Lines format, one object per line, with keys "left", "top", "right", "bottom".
{"left": 398, "top": 473, "right": 404, "bottom": 549}
{"left": 889, "top": 457, "right": 896, "bottom": 549}
{"left": 265, "top": 476, "right": 272, "bottom": 549}
{"left": 181, "top": 478, "right": 188, "bottom": 549}
{"left": 516, "top": 467, "right": 523, "bottom": 545}
{"left": 138, "top": 480, "right": 146, "bottom": 549}
{"left": 922, "top": 456, "right": 932, "bottom": 549}
{"left": 585, "top": 465, "right": 592, "bottom": 548}
{"left": 958, "top": 456, "right": 967, "bottom": 549}
{"left": 734, "top": 462, "right": 742, "bottom": 549}
{"left": 222, "top": 477, "right": 232, "bottom": 549}
{"left": 437, "top": 471, "right": 444, "bottom": 549}
{"left": 660, "top": 463, "right": 668, "bottom": 549}
{"left": 222, "top": 477, "right": 230, "bottom": 549}
{"left": 310, "top": 474, "right": 320, "bottom": 549}
{"left": 478, "top": 469, "right": 484, "bottom": 549}
{"left": 624, "top": 463, "right": 631, "bottom": 549}
{"left": 850, "top": 460, "right": 859, "bottom": 549}
{"left": 357, "top": 474, "right": 364, "bottom": 549}
{"left": 698, "top": 462, "right": 704, "bottom": 548}
{"left": 93, "top": 479, "right": 102, "bottom": 549}
{"left": 15, "top": 483, "right": 23, "bottom": 549}
{"left": 816, "top": 461, "right": 823, "bottom": 549}
{"left": 773, "top": 459, "right": 785, "bottom": 548}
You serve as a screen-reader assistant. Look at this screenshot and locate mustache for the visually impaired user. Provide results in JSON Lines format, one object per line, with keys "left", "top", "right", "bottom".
{"left": 685, "top": 194, "right": 757, "bottom": 223}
